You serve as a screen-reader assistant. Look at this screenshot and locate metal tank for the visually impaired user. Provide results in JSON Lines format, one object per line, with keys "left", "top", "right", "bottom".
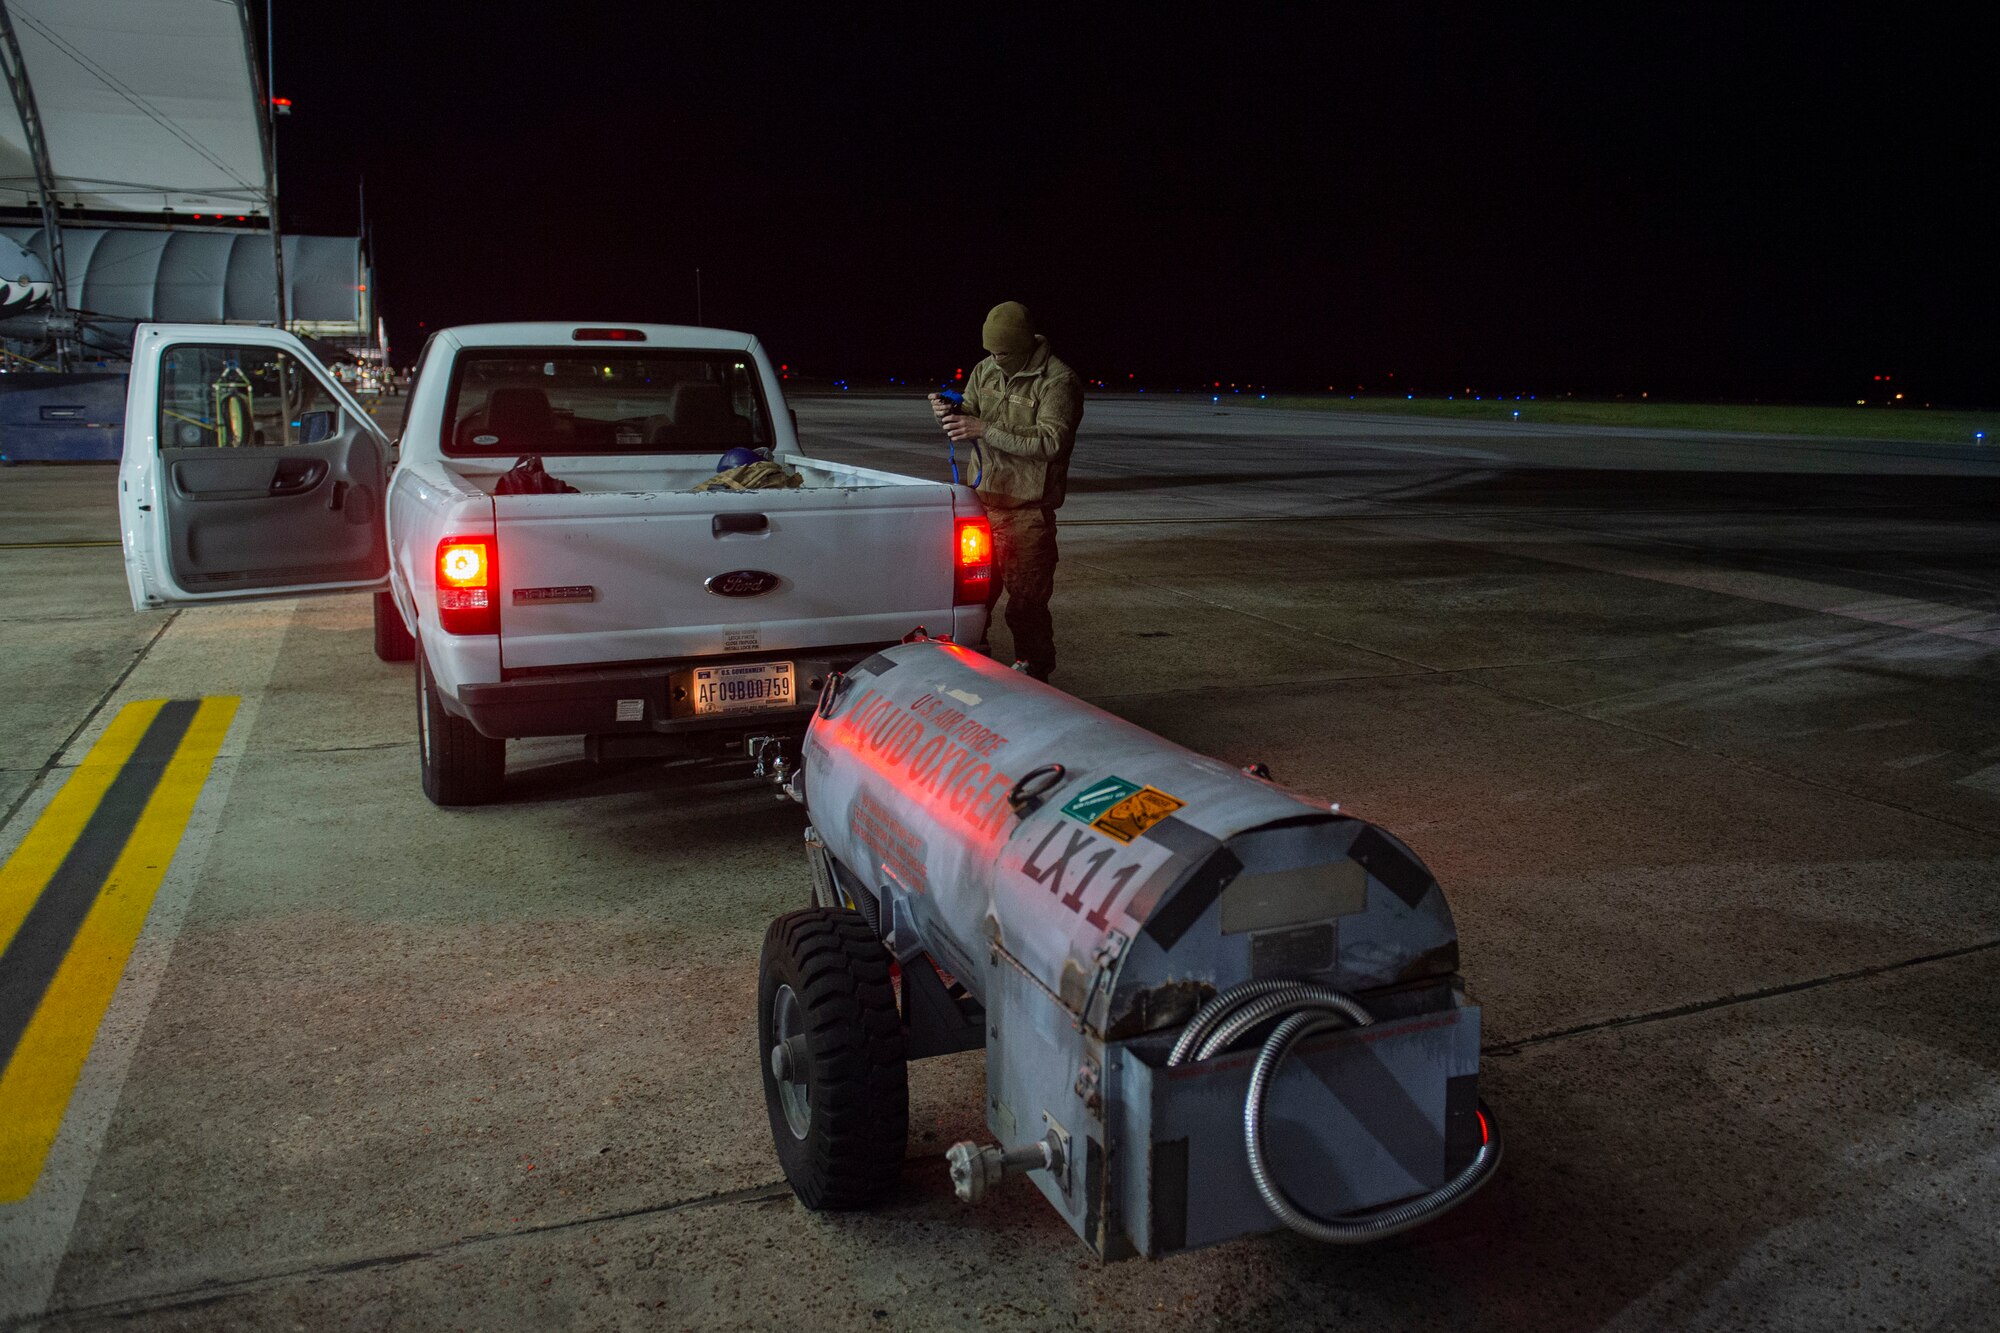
{"left": 753, "top": 636, "right": 1500, "bottom": 1258}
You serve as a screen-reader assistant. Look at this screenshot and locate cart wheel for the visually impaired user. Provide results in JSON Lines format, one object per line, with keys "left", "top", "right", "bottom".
{"left": 758, "top": 908, "right": 908, "bottom": 1209}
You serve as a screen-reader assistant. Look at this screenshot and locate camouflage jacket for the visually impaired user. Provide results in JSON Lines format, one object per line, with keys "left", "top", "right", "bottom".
{"left": 960, "top": 338, "right": 1084, "bottom": 509}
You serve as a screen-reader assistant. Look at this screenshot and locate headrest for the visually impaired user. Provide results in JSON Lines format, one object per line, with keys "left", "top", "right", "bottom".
{"left": 485, "top": 387, "right": 554, "bottom": 440}
{"left": 669, "top": 382, "right": 731, "bottom": 430}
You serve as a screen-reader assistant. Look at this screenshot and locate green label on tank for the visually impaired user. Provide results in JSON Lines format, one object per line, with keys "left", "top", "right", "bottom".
{"left": 1062, "top": 776, "right": 1142, "bottom": 825}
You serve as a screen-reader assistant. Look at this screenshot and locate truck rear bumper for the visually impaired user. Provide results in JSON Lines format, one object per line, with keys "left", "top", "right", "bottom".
{"left": 453, "top": 648, "right": 880, "bottom": 744}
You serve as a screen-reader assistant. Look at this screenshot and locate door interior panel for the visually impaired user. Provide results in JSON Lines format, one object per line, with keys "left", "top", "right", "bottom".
{"left": 160, "top": 424, "right": 388, "bottom": 589}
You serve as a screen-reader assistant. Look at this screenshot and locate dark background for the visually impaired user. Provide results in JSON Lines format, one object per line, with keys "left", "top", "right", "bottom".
{"left": 269, "top": 5, "right": 1994, "bottom": 403}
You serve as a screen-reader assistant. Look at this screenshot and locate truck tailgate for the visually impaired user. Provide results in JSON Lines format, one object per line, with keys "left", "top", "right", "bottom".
{"left": 493, "top": 487, "right": 960, "bottom": 669}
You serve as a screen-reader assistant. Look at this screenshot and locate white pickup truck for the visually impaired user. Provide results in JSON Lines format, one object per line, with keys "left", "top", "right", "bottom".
{"left": 118, "top": 321, "right": 993, "bottom": 804}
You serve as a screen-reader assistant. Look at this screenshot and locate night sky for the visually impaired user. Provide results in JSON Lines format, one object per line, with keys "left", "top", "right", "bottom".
{"left": 269, "top": 5, "right": 1994, "bottom": 403}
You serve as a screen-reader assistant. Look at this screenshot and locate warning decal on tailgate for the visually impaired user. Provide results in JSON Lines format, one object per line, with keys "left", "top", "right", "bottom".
{"left": 1063, "top": 777, "right": 1185, "bottom": 844}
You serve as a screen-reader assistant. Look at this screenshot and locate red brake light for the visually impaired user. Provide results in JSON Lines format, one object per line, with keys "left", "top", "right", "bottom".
{"left": 572, "top": 327, "right": 647, "bottom": 341}
{"left": 954, "top": 516, "right": 992, "bottom": 605}
{"left": 437, "top": 535, "right": 498, "bottom": 634}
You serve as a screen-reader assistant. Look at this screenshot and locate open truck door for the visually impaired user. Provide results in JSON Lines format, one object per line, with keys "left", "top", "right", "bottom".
{"left": 119, "top": 325, "right": 393, "bottom": 610}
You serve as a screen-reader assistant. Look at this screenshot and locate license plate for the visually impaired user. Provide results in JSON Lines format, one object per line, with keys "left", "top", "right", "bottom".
{"left": 691, "top": 661, "right": 796, "bottom": 715}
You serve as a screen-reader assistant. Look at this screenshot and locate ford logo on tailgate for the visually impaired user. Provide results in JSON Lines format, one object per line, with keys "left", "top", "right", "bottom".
{"left": 706, "top": 569, "right": 782, "bottom": 597}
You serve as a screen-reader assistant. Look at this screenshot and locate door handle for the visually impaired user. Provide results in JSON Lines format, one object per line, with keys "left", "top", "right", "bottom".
{"left": 713, "top": 512, "right": 768, "bottom": 536}
{"left": 269, "top": 458, "right": 327, "bottom": 495}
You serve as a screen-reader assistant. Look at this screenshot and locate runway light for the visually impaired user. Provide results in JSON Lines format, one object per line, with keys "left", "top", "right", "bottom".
{"left": 1512, "top": 410, "right": 1520, "bottom": 417}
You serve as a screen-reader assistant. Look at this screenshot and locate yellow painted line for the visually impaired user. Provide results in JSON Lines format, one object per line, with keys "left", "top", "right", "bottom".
{"left": 0, "top": 702, "right": 162, "bottom": 959}
{"left": 0, "top": 697, "right": 237, "bottom": 1203}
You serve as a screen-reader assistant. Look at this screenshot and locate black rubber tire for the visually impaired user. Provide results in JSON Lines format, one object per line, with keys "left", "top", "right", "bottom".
{"left": 758, "top": 908, "right": 909, "bottom": 1209}
{"left": 373, "top": 591, "right": 416, "bottom": 662}
{"left": 416, "top": 645, "right": 505, "bottom": 806}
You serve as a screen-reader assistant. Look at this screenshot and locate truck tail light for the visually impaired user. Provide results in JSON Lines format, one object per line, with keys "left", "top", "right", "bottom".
{"left": 437, "top": 535, "right": 498, "bottom": 634}
{"left": 954, "top": 516, "right": 993, "bottom": 605}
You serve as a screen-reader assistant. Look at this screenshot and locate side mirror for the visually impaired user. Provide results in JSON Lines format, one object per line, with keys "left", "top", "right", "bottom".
{"left": 299, "top": 409, "right": 337, "bottom": 445}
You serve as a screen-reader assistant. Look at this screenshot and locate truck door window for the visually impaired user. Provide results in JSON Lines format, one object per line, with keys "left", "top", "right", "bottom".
{"left": 157, "top": 344, "right": 343, "bottom": 450}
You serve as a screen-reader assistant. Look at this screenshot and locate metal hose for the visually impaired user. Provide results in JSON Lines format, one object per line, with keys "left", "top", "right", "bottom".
{"left": 1168, "top": 979, "right": 1343, "bottom": 1065}
{"left": 1192, "top": 987, "right": 1374, "bottom": 1063}
{"left": 1167, "top": 979, "right": 1503, "bottom": 1243}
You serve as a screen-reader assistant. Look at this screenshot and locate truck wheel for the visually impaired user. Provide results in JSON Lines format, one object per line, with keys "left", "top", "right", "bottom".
{"left": 416, "top": 646, "right": 504, "bottom": 806}
{"left": 759, "top": 908, "right": 908, "bottom": 1209}
{"left": 373, "top": 591, "right": 416, "bottom": 662}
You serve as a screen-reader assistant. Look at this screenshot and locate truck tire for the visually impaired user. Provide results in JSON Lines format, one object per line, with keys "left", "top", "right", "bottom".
{"left": 758, "top": 908, "right": 908, "bottom": 1209}
{"left": 416, "top": 646, "right": 504, "bottom": 806}
{"left": 373, "top": 591, "right": 416, "bottom": 662}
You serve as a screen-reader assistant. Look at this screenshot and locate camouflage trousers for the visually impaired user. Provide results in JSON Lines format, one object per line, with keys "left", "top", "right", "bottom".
{"left": 985, "top": 504, "right": 1059, "bottom": 680}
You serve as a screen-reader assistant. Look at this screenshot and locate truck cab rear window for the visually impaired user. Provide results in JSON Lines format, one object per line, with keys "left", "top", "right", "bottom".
{"left": 443, "top": 349, "right": 771, "bottom": 457}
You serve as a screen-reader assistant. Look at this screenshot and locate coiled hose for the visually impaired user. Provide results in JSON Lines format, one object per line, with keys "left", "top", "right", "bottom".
{"left": 1166, "top": 979, "right": 1502, "bottom": 1243}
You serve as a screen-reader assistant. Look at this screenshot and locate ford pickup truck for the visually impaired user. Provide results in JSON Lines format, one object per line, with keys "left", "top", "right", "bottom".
{"left": 118, "top": 321, "right": 992, "bottom": 805}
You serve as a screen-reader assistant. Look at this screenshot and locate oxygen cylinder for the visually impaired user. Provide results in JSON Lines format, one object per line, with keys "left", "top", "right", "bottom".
{"left": 771, "top": 638, "right": 1495, "bottom": 1257}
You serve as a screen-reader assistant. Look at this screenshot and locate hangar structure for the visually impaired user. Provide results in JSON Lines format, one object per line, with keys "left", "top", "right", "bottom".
{"left": 0, "top": 0, "right": 379, "bottom": 460}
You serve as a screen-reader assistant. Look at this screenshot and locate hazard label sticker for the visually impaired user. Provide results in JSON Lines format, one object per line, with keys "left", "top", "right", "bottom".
{"left": 1062, "top": 776, "right": 1185, "bottom": 844}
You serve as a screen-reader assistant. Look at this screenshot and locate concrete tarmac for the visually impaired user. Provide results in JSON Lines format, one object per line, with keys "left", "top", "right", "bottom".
{"left": 0, "top": 395, "right": 1995, "bottom": 1329}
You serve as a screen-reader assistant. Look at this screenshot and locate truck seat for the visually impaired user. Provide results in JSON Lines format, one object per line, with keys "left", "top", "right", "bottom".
{"left": 665, "top": 383, "right": 751, "bottom": 445}
{"left": 483, "top": 387, "right": 557, "bottom": 447}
